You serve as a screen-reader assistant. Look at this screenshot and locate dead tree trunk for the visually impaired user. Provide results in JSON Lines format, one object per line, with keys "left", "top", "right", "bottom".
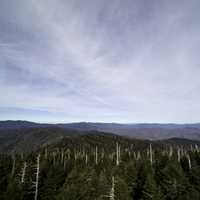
{"left": 169, "top": 146, "right": 173, "bottom": 159}
{"left": 61, "top": 148, "right": 64, "bottom": 164}
{"left": 195, "top": 144, "right": 199, "bottom": 152}
{"left": 11, "top": 154, "right": 16, "bottom": 177}
{"left": 85, "top": 153, "right": 88, "bottom": 165}
{"left": 149, "top": 144, "right": 153, "bottom": 165}
{"left": 95, "top": 146, "right": 98, "bottom": 165}
{"left": 116, "top": 142, "right": 120, "bottom": 166}
{"left": 137, "top": 151, "right": 141, "bottom": 160}
{"left": 21, "top": 162, "right": 27, "bottom": 183}
{"left": 109, "top": 176, "right": 115, "bottom": 200}
{"left": 177, "top": 148, "right": 181, "bottom": 162}
{"left": 34, "top": 154, "right": 40, "bottom": 200}
{"left": 187, "top": 154, "right": 192, "bottom": 170}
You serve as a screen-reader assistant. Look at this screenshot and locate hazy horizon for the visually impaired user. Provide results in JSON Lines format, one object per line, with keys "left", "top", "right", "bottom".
{"left": 1, "top": 0, "right": 200, "bottom": 123}
{"left": 1, "top": 119, "right": 200, "bottom": 125}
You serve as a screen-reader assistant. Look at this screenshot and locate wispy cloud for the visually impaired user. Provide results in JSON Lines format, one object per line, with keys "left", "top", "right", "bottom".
{"left": 0, "top": 0, "right": 200, "bottom": 123}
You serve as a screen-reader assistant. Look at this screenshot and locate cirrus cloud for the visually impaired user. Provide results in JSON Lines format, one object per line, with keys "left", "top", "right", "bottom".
{"left": 0, "top": 0, "right": 200, "bottom": 123}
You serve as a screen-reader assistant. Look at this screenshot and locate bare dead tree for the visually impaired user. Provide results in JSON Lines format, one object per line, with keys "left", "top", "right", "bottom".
{"left": 128, "top": 149, "right": 131, "bottom": 157}
{"left": 187, "top": 154, "right": 192, "bottom": 170}
{"left": 74, "top": 150, "right": 77, "bottom": 161}
{"left": 149, "top": 144, "right": 153, "bottom": 165}
{"left": 95, "top": 146, "right": 98, "bottom": 165}
{"left": 11, "top": 154, "right": 16, "bottom": 177}
{"left": 169, "top": 146, "right": 173, "bottom": 159}
{"left": 21, "top": 162, "right": 27, "bottom": 184}
{"left": 195, "top": 144, "right": 199, "bottom": 152}
{"left": 116, "top": 142, "right": 120, "bottom": 166}
{"left": 136, "top": 151, "right": 141, "bottom": 160}
{"left": 85, "top": 153, "right": 88, "bottom": 165}
{"left": 119, "top": 144, "right": 121, "bottom": 163}
{"left": 34, "top": 154, "right": 40, "bottom": 200}
{"left": 177, "top": 148, "right": 181, "bottom": 162}
{"left": 61, "top": 148, "right": 64, "bottom": 164}
{"left": 147, "top": 148, "right": 149, "bottom": 158}
{"left": 109, "top": 176, "right": 115, "bottom": 200}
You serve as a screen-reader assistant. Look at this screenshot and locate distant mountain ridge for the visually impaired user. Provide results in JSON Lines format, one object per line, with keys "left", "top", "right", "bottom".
{"left": 0, "top": 126, "right": 200, "bottom": 153}
{"left": 1, "top": 120, "right": 200, "bottom": 141}
{"left": 1, "top": 120, "right": 200, "bottom": 129}
{"left": 0, "top": 120, "right": 51, "bottom": 129}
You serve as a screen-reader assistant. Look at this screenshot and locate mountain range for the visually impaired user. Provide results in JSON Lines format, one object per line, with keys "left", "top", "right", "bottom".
{"left": 1, "top": 120, "right": 200, "bottom": 140}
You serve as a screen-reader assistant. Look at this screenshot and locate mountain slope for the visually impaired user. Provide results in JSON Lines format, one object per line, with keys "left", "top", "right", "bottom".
{"left": 0, "top": 127, "right": 80, "bottom": 153}
{"left": 1, "top": 120, "right": 200, "bottom": 141}
{"left": 1, "top": 125, "right": 200, "bottom": 154}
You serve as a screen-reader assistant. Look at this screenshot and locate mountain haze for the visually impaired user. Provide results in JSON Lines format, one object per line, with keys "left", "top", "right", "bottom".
{"left": 1, "top": 120, "right": 200, "bottom": 141}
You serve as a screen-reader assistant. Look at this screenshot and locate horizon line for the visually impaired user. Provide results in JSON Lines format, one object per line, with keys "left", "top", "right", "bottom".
{"left": 1, "top": 119, "right": 200, "bottom": 125}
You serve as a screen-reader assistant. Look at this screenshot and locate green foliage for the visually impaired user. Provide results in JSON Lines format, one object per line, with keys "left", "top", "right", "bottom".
{"left": 0, "top": 134, "right": 200, "bottom": 200}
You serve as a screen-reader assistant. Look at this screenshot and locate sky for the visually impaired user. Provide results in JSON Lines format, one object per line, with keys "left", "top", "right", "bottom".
{"left": 0, "top": 0, "right": 200, "bottom": 123}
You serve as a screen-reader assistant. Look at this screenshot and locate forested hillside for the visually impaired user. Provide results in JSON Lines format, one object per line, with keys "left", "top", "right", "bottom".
{"left": 0, "top": 127, "right": 80, "bottom": 153}
{"left": 1, "top": 121, "right": 200, "bottom": 141}
{"left": 0, "top": 133, "right": 200, "bottom": 200}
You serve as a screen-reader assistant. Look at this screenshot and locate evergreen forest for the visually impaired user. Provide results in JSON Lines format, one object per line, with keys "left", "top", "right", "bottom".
{"left": 0, "top": 133, "right": 200, "bottom": 200}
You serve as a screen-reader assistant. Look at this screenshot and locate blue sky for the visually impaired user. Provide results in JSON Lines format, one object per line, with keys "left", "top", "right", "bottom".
{"left": 0, "top": 0, "right": 200, "bottom": 123}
